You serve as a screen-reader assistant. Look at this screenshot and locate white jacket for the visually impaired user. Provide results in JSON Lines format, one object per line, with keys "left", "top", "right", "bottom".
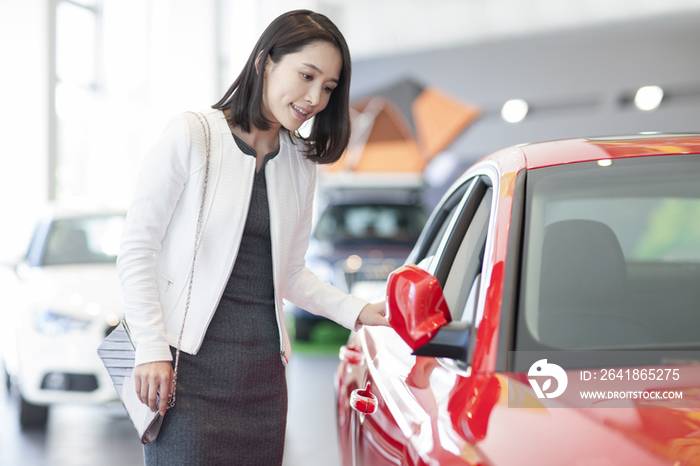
{"left": 117, "top": 109, "right": 367, "bottom": 367}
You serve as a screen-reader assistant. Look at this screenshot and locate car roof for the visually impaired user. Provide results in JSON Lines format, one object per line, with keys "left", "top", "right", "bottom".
{"left": 483, "top": 133, "right": 700, "bottom": 171}
{"left": 522, "top": 133, "right": 700, "bottom": 169}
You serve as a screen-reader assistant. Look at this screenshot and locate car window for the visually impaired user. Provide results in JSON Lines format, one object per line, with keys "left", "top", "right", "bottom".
{"left": 414, "top": 177, "right": 494, "bottom": 370}
{"left": 442, "top": 188, "right": 492, "bottom": 322}
{"left": 42, "top": 215, "right": 125, "bottom": 266}
{"left": 423, "top": 205, "right": 461, "bottom": 266}
{"left": 517, "top": 155, "right": 700, "bottom": 351}
{"left": 408, "top": 178, "right": 476, "bottom": 272}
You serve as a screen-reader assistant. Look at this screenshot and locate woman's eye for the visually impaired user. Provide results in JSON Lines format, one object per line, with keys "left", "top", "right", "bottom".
{"left": 301, "top": 73, "right": 312, "bottom": 80}
{"left": 324, "top": 86, "right": 335, "bottom": 93}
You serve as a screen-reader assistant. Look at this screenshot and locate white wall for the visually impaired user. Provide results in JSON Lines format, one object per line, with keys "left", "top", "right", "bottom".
{"left": 98, "top": 0, "right": 219, "bottom": 206}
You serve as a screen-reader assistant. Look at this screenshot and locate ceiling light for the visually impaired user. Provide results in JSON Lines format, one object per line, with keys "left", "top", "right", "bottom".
{"left": 501, "top": 99, "right": 529, "bottom": 123}
{"left": 634, "top": 86, "right": 664, "bottom": 111}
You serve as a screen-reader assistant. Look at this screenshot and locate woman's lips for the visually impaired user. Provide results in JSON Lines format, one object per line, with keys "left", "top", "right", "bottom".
{"left": 291, "top": 103, "right": 310, "bottom": 121}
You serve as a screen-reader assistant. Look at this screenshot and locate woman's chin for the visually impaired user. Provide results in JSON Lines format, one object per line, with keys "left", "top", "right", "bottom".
{"left": 282, "top": 121, "right": 303, "bottom": 133}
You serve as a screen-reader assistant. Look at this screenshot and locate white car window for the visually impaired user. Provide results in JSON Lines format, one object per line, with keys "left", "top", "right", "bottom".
{"left": 43, "top": 216, "right": 124, "bottom": 266}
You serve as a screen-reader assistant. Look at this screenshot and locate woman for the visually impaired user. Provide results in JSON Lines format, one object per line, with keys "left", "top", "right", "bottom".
{"left": 117, "top": 10, "right": 388, "bottom": 465}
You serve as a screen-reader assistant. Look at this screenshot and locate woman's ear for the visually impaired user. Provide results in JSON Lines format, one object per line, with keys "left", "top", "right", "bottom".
{"left": 255, "top": 51, "right": 271, "bottom": 76}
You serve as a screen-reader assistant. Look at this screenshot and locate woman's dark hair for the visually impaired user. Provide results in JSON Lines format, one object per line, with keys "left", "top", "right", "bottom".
{"left": 213, "top": 10, "right": 351, "bottom": 165}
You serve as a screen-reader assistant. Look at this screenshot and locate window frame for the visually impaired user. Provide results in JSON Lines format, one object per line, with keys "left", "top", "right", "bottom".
{"left": 406, "top": 178, "right": 477, "bottom": 269}
{"left": 410, "top": 165, "right": 500, "bottom": 371}
{"left": 50, "top": 0, "right": 103, "bottom": 201}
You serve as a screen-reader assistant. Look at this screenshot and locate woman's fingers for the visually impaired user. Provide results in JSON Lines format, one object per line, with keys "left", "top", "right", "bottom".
{"left": 359, "top": 301, "right": 390, "bottom": 327}
{"left": 157, "top": 373, "right": 171, "bottom": 416}
{"left": 134, "top": 374, "right": 143, "bottom": 404}
{"left": 134, "top": 361, "right": 174, "bottom": 415}
{"left": 136, "top": 369, "right": 151, "bottom": 406}
{"left": 158, "top": 393, "right": 168, "bottom": 416}
{"left": 147, "top": 377, "right": 160, "bottom": 413}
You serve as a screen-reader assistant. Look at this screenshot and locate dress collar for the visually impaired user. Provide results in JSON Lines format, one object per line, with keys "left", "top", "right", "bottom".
{"left": 230, "top": 131, "right": 280, "bottom": 163}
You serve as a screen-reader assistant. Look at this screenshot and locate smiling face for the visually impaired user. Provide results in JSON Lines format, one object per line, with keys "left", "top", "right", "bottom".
{"left": 261, "top": 41, "right": 343, "bottom": 133}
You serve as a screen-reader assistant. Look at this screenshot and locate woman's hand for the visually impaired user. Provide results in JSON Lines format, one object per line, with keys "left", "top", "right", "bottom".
{"left": 133, "top": 361, "right": 174, "bottom": 416}
{"left": 357, "top": 301, "right": 390, "bottom": 327}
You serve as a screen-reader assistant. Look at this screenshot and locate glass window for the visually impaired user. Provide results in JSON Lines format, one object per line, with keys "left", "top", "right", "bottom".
{"left": 442, "top": 188, "right": 492, "bottom": 321}
{"left": 53, "top": 0, "right": 101, "bottom": 203}
{"left": 42, "top": 215, "right": 124, "bottom": 266}
{"left": 412, "top": 178, "right": 493, "bottom": 370}
{"left": 410, "top": 179, "right": 476, "bottom": 272}
{"left": 424, "top": 202, "right": 461, "bottom": 263}
{"left": 518, "top": 155, "right": 700, "bottom": 351}
{"left": 56, "top": 1, "right": 97, "bottom": 86}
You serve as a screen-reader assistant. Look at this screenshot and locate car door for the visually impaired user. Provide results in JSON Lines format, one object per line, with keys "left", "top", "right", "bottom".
{"left": 344, "top": 173, "right": 497, "bottom": 465}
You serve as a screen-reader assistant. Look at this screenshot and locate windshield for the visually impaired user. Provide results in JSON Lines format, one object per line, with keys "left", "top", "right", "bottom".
{"left": 313, "top": 204, "right": 427, "bottom": 245}
{"left": 518, "top": 155, "right": 700, "bottom": 351}
{"left": 42, "top": 215, "right": 125, "bottom": 266}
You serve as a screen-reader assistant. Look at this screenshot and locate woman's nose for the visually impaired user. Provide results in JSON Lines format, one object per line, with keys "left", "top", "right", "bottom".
{"left": 306, "top": 85, "right": 322, "bottom": 107}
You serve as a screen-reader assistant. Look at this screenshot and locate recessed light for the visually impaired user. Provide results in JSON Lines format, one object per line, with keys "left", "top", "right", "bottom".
{"left": 502, "top": 99, "right": 529, "bottom": 123}
{"left": 634, "top": 86, "right": 664, "bottom": 111}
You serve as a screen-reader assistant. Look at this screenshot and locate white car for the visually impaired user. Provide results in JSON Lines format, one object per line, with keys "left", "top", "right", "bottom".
{"left": 2, "top": 209, "right": 125, "bottom": 429}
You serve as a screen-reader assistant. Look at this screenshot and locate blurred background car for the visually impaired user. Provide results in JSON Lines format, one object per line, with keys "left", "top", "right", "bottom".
{"left": 287, "top": 175, "right": 429, "bottom": 341}
{"left": 2, "top": 208, "right": 125, "bottom": 429}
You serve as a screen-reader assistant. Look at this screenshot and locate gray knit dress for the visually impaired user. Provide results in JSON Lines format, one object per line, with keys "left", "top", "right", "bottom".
{"left": 144, "top": 135, "right": 287, "bottom": 465}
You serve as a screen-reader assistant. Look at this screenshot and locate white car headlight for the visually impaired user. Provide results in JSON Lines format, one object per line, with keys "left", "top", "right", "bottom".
{"left": 33, "top": 309, "right": 91, "bottom": 335}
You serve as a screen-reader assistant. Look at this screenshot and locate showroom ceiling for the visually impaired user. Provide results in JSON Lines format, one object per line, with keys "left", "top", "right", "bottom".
{"left": 245, "top": 0, "right": 700, "bottom": 59}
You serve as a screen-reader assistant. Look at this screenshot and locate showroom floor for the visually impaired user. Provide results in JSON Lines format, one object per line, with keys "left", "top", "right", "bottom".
{"left": 0, "top": 354, "right": 342, "bottom": 466}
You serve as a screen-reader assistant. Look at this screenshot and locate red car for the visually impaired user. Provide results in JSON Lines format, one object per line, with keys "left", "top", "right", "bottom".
{"left": 336, "top": 134, "right": 700, "bottom": 465}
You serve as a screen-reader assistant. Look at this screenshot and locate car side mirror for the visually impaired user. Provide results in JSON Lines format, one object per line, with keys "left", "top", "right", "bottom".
{"left": 385, "top": 265, "right": 451, "bottom": 350}
{"left": 1, "top": 256, "right": 24, "bottom": 277}
{"left": 13, "top": 260, "right": 30, "bottom": 280}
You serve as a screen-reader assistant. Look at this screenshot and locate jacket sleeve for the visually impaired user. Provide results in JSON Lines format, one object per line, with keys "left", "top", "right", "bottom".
{"left": 282, "top": 163, "right": 369, "bottom": 330}
{"left": 116, "top": 114, "right": 193, "bottom": 366}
